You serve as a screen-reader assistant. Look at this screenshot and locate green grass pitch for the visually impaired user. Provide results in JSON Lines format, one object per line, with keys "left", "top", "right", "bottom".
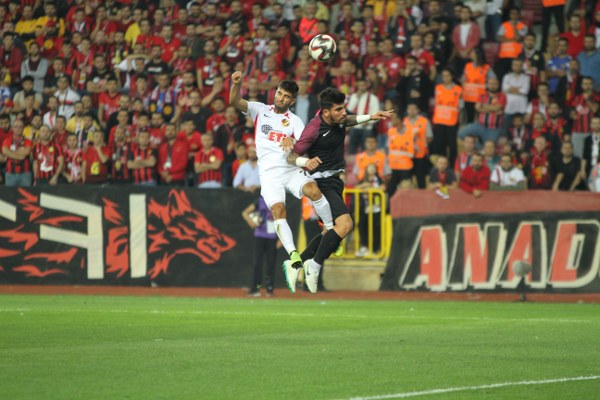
{"left": 1, "top": 294, "right": 599, "bottom": 399}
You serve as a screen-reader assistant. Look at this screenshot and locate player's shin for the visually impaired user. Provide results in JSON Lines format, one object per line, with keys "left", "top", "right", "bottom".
{"left": 313, "top": 229, "right": 343, "bottom": 265}
{"left": 312, "top": 195, "right": 334, "bottom": 230}
{"left": 273, "top": 219, "right": 297, "bottom": 254}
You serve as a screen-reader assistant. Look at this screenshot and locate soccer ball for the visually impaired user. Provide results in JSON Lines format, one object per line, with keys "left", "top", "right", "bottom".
{"left": 308, "top": 34, "right": 337, "bottom": 62}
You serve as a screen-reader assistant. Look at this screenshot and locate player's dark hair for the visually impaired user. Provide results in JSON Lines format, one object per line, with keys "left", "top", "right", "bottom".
{"left": 278, "top": 80, "right": 299, "bottom": 98}
{"left": 318, "top": 87, "right": 346, "bottom": 110}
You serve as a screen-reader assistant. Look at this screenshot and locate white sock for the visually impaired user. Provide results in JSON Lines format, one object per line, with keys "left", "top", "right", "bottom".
{"left": 312, "top": 195, "right": 334, "bottom": 230}
{"left": 309, "top": 258, "right": 322, "bottom": 272}
{"left": 274, "top": 219, "right": 297, "bottom": 254}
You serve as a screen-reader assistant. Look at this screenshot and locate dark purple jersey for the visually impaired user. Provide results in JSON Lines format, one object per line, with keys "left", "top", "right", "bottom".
{"left": 293, "top": 114, "right": 347, "bottom": 176}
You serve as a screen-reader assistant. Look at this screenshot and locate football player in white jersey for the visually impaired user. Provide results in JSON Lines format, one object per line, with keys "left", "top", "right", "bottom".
{"left": 229, "top": 71, "right": 333, "bottom": 292}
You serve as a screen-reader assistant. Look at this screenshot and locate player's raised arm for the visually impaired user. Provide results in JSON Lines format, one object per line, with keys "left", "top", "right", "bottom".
{"left": 346, "top": 109, "right": 395, "bottom": 127}
{"left": 229, "top": 71, "right": 249, "bottom": 113}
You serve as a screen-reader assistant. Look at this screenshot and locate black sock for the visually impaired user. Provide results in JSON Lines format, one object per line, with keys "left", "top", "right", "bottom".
{"left": 314, "top": 229, "right": 343, "bottom": 265}
{"left": 301, "top": 233, "right": 323, "bottom": 262}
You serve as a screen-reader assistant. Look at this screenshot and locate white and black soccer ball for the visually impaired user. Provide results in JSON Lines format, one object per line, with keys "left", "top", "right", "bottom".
{"left": 308, "top": 34, "right": 337, "bottom": 62}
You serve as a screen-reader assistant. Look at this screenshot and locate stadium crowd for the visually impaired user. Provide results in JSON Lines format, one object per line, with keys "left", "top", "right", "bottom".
{"left": 0, "top": 0, "right": 600, "bottom": 195}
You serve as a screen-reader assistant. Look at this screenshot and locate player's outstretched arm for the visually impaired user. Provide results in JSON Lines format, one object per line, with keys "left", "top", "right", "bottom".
{"left": 346, "top": 109, "right": 395, "bottom": 127}
{"left": 229, "top": 71, "right": 248, "bottom": 113}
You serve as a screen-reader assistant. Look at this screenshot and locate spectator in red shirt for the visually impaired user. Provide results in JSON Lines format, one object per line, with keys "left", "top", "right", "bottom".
{"left": 205, "top": 97, "right": 226, "bottom": 135}
{"left": 459, "top": 77, "right": 506, "bottom": 144}
{"left": 378, "top": 37, "right": 405, "bottom": 91}
{"left": 82, "top": 130, "right": 110, "bottom": 185}
{"left": 92, "top": 5, "right": 118, "bottom": 43}
{"left": 180, "top": 118, "right": 202, "bottom": 167}
{"left": 527, "top": 135, "right": 553, "bottom": 189}
{"left": 172, "top": 9, "right": 189, "bottom": 41}
{"left": 361, "top": 5, "right": 384, "bottom": 41}
{"left": 135, "top": 18, "right": 158, "bottom": 51}
{"left": 218, "top": 20, "right": 244, "bottom": 66}
{"left": 195, "top": 39, "right": 221, "bottom": 96}
{"left": 2, "top": 119, "right": 32, "bottom": 187}
{"left": 98, "top": 76, "right": 121, "bottom": 131}
{"left": 158, "top": 24, "right": 181, "bottom": 64}
{"left": 570, "top": 76, "right": 600, "bottom": 156}
{"left": 128, "top": 131, "right": 157, "bottom": 186}
{"left": 0, "top": 113, "right": 10, "bottom": 147}
{"left": 158, "top": 123, "right": 189, "bottom": 186}
{"left": 0, "top": 32, "right": 23, "bottom": 88}
{"left": 110, "top": 127, "right": 131, "bottom": 184}
{"left": 298, "top": 2, "right": 318, "bottom": 44}
{"left": 52, "top": 116, "right": 69, "bottom": 152}
{"left": 410, "top": 34, "right": 437, "bottom": 81}
{"left": 459, "top": 153, "right": 490, "bottom": 198}
{"left": 194, "top": 132, "right": 224, "bottom": 188}
{"left": 455, "top": 134, "right": 477, "bottom": 179}
{"left": 148, "top": 112, "right": 166, "bottom": 149}
{"left": 61, "top": 133, "right": 83, "bottom": 184}
{"left": 33, "top": 125, "right": 64, "bottom": 186}
{"left": 69, "top": 7, "right": 92, "bottom": 38}
{"left": 546, "top": 102, "right": 569, "bottom": 141}
{"left": 560, "top": 14, "right": 585, "bottom": 59}
{"left": 331, "top": 60, "right": 358, "bottom": 98}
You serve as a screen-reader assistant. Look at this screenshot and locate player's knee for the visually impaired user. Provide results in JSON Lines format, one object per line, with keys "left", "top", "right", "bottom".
{"left": 303, "top": 182, "right": 322, "bottom": 201}
{"left": 270, "top": 203, "right": 286, "bottom": 219}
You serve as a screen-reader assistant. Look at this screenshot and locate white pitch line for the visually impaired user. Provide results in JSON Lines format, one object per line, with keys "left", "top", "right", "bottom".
{"left": 0, "top": 308, "right": 595, "bottom": 324}
{"left": 344, "top": 375, "right": 600, "bottom": 400}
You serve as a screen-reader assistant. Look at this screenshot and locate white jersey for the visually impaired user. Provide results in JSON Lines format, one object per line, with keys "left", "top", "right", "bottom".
{"left": 491, "top": 166, "right": 526, "bottom": 187}
{"left": 247, "top": 102, "right": 305, "bottom": 171}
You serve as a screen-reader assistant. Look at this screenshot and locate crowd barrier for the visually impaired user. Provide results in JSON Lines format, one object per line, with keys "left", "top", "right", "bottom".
{"left": 381, "top": 190, "right": 600, "bottom": 292}
{"left": 341, "top": 187, "right": 390, "bottom": 259}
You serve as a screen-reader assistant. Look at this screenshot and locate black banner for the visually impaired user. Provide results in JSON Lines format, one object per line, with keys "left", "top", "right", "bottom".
{"left": 381, "top": 212, "right": 600, "bottom": 292}
{"left": 0, "top": 187, "right": 299, "bottom": 287}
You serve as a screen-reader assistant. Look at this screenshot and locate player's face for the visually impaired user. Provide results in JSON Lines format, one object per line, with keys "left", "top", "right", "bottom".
{"left": 326, "top": 103, "right": 347, "bottom": 124}
{"left": 273, "top": 88, "right": 295, "bottom": 112}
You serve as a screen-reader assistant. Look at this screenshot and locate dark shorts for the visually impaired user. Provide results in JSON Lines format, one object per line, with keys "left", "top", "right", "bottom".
{"left": 315, "top": 175, "right": 349, "bottom": 220}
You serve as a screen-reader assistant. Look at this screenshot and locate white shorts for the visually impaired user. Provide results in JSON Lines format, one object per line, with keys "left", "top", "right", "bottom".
{"left": 259, "top": 167, "right": 315, "bottom": 208}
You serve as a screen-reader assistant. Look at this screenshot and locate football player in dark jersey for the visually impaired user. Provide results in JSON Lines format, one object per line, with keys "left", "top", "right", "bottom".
{"left": 285, "top": 87, "right": 394, "bottom": 293}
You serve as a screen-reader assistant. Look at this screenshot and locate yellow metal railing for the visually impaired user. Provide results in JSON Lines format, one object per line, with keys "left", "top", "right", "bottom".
{"left": 340, "top": 188, "right": 390, "bottom": 260}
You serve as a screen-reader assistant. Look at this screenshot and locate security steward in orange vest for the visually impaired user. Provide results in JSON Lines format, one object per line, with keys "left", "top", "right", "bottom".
{"left": 387, "top": 113, "right": 416, "bottom": 196}
{"left": 541, "top": 0, "right": 565, "bottom": 52}
{"left": 432, "top": 69, "right": 462, "bottom": 169}
{"left": 404, "top": 102, "right": 432, "bottom": 189}
{"left": 496, "top": 8, "right": 528, "bottom": 81}
{"left": 462, "top": 49, "right": 492, "bottom": 123}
